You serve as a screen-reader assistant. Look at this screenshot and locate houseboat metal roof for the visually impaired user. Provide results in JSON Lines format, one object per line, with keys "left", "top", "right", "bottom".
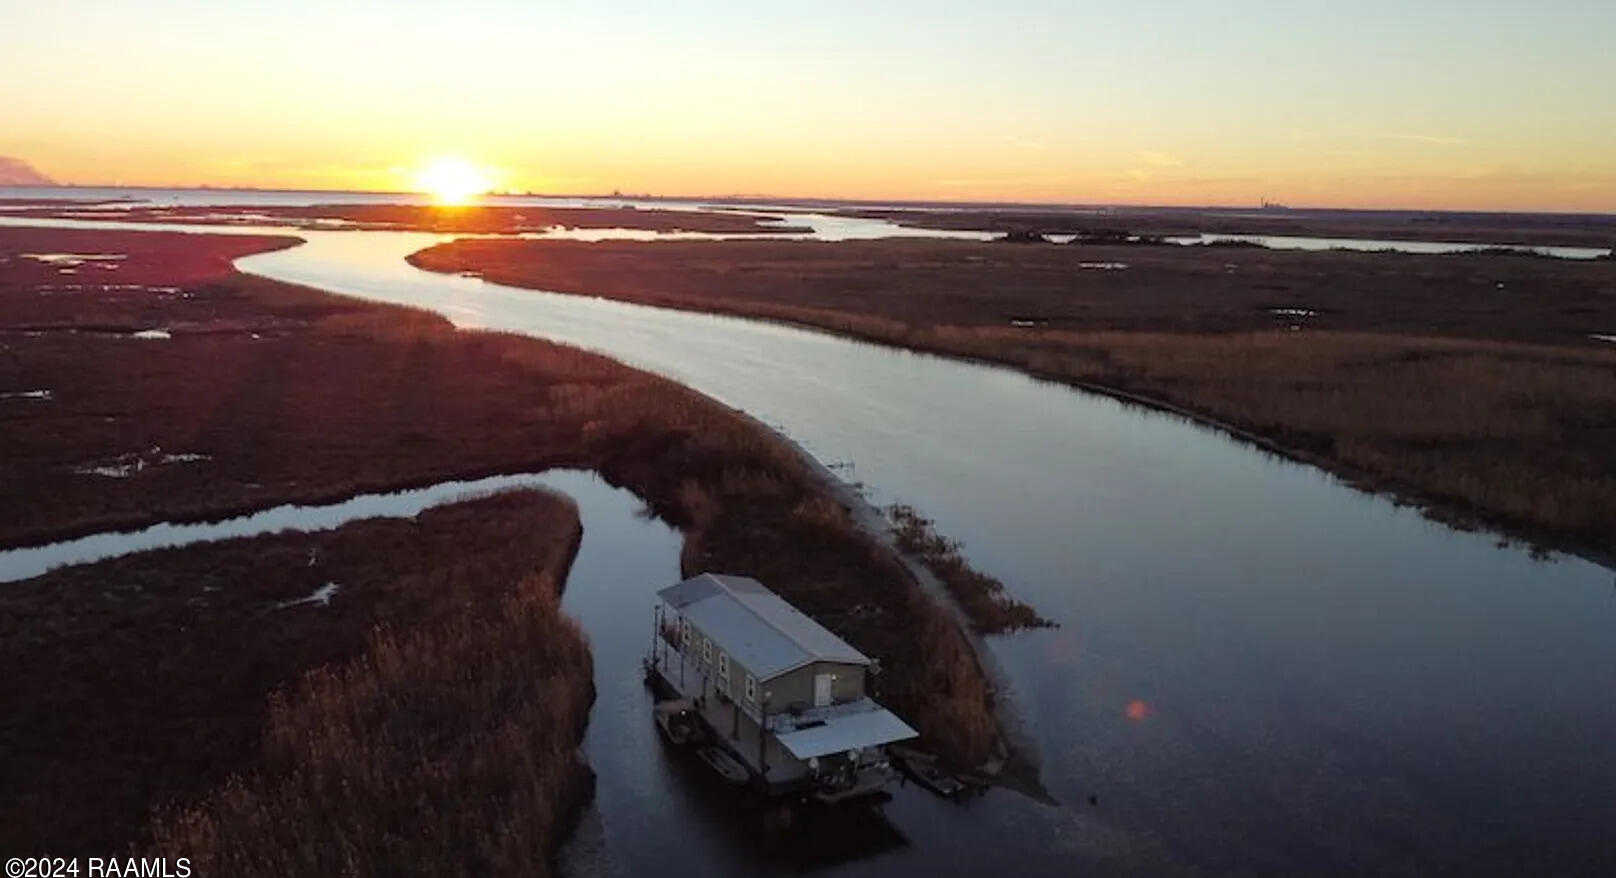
{"left": 657, "top": 573, "right": 871, "bottom": 680}
{"left": 773, "top": 702, "right": 918, "bottom": 760}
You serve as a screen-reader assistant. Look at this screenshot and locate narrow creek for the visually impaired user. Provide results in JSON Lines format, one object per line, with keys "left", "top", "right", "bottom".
{"left": 0, "top": 473, "right": 578, "bottom": 583}
{"left": 5, "top": 211, "right": 1615, "bottom": 874}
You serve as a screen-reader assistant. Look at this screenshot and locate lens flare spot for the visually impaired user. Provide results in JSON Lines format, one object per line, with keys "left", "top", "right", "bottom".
{"left": 1125, "top": 699, "right": 1151, "bottom": 722}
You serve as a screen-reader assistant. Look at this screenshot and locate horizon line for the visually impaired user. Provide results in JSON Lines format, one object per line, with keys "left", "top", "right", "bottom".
{"left": 3, "top": 182, "right": 1614, "bottom": 219}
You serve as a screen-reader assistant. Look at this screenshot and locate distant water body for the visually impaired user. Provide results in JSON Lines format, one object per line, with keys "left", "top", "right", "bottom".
{"left": 2, "top": 186, "right": 1610, "bottom": 259}
{"left": 1166, "top": 232, "right": 1610, "bottom": 260}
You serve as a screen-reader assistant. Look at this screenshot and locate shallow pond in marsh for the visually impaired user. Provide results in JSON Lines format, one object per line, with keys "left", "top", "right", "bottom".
{"left": 6, "top": 213, "right": 1616, "bottom": 874}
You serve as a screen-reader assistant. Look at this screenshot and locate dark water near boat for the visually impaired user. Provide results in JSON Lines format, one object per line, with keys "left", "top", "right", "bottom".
{"left": 5, "top": 210, "right": 1615, "bottom": 874}
{"left": 547, "top": 471, "right": 1174, "bottom": 876}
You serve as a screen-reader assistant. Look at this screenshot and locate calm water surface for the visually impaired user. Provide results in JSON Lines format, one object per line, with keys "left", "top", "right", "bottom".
{"left": 6, "top": 213, "right": 1615, "bottom": 874}
{"left": 0, "top": 472, "right": 577, "bottom": 583}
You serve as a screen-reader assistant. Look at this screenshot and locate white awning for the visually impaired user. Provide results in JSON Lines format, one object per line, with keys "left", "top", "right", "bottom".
{"left": 774, "top": 708, "right": 918, "bottom": 760}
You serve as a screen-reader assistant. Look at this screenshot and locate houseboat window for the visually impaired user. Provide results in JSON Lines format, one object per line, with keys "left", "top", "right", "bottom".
{"left": 701, "top": 636, "right": 712, "bottom": 664}
{"left": 744, "top": 674, "right": 757, "bottom": 704}
{"left": 717, "top": 652, "right": 729, "bottom": 683}
{"left": 679, "top": 618, "right": 690, "bottom": 648}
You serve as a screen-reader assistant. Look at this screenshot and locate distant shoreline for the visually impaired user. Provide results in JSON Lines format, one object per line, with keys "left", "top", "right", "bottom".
{"left": 5, "top": 182, "right": 1613, "bottom": 221}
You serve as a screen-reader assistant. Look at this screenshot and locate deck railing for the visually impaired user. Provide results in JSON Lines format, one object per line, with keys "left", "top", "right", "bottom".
{"left": 658, "top": 621, "right": 683, "bottom": 650}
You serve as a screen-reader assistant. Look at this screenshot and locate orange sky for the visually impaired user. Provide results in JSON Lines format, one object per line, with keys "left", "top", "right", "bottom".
{"left": 3, "top": 2, "right": 1613, "bottom": 211}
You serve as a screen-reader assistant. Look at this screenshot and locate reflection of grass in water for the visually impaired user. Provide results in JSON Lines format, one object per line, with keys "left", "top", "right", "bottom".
{"left": 888, "top": 503, "right": 1053, "bottom": 633}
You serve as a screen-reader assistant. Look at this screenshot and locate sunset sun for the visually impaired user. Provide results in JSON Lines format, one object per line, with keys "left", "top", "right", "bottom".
{"left": 414, "top": 157, "right": 493, "bottom": 205}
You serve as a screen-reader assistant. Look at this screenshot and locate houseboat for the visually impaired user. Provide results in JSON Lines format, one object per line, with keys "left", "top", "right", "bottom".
{"left": 645, "top": 573, "right": 919, "bottom": 802}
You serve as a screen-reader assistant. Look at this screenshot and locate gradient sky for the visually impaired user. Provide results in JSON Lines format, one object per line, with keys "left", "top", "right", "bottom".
{"left": 3, "top": 0, "right": 1613, "bottom": 210}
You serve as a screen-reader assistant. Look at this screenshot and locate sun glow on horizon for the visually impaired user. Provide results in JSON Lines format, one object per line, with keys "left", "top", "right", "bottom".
{"left": 414, "top": 157, "right": 495, "bottom": 205}
{"left": 4, "top": 5, "right": 1614, "bottom": 211}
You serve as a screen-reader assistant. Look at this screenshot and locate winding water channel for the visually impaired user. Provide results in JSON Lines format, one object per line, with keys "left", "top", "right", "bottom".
{"left": 5, "top": 208, "right": 1616, "bottom": 874}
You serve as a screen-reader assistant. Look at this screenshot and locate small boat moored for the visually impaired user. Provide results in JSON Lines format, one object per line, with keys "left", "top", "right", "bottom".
{"left": 654, "top": 697, "right": 703, "bottom": 745}
{"left": 697, "top": 745, "right": 752, "bottom": 785}
{"left": 889, "top": 744, "right": 966, "bottom": 799}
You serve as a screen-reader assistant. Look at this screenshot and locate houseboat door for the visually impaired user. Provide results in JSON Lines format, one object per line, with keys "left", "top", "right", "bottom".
{"left": 813, "top": 673, "right": 833, "bottom": 707}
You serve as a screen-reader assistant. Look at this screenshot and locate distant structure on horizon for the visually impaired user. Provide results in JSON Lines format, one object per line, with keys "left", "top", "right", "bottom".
{"left": 1260, "top": 198, "right": 1291, "bottom": 211}
{"left": 0, "top": 156, "right": 55, "bottom": 187}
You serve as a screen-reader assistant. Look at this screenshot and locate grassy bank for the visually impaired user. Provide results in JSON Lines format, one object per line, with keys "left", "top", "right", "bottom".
{"left": 408, "top": 237, "right": 1616, "bottom": 558}
{"left": 843, "top": 204, "right": 1616, "bottom": 249}
{"left": 889, "top": 504, "right": 1053, "bottom": 632}
{"left": 149, "top": 543, "right": 591, "bottom": 877}
{"left": 0, "top": 489, "right": 583, "bottom": 857}
{"left": 3, "top": 225, "right": 1009, "bottom": 860}
{"left": 589, "top": 390, "right": 1004, "bottom": 762}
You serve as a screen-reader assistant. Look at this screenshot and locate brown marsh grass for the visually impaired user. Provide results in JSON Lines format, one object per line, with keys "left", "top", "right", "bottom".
{"left": 888, "top": 504, "right": 1053, "bottom": 632}
{"left": 844, "top": 204, "right": 1616, "bottom": 248}
{"left": 150, "top": 573, "right": 592, "bottom": 878}
{"left": 413, "top": 238, "right": 1616, "bottom": 557}
{"left": 0, "top": 489, "right": 582, "bottom": 856}
{"left": 925, "top": 327, "right": 1616, "bottom": 548}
